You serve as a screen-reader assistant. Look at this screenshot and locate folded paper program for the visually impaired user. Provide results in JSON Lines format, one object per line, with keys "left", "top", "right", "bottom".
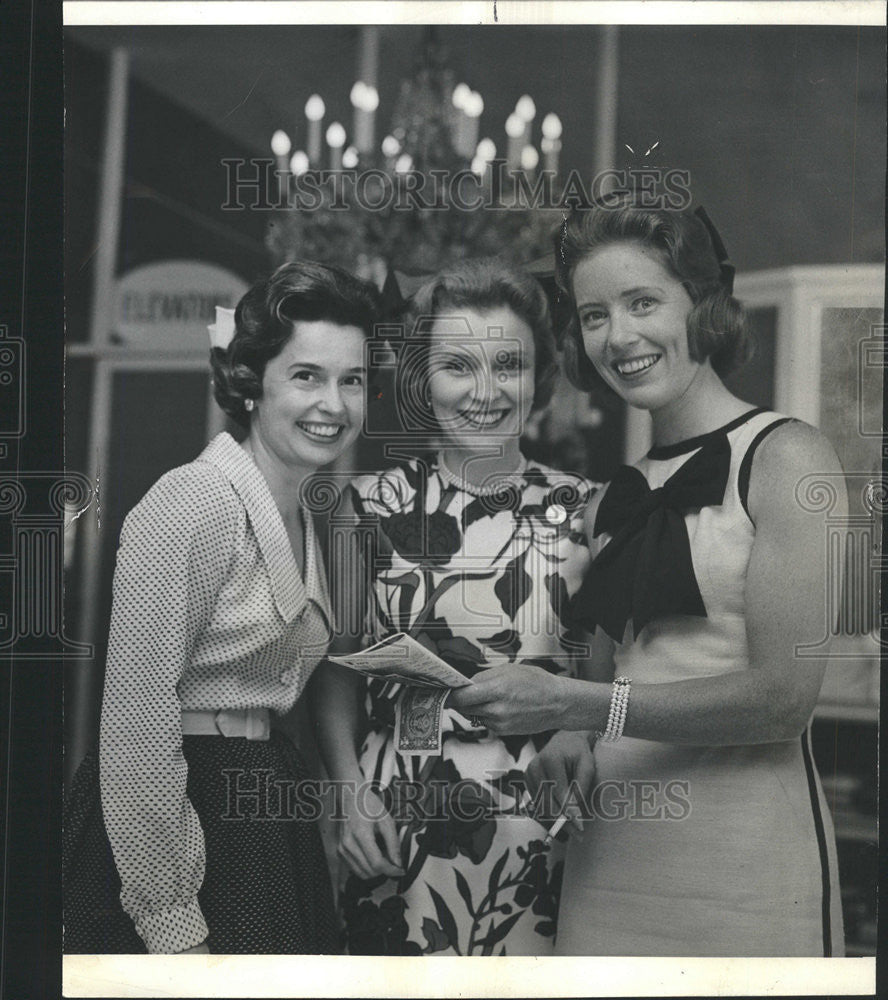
{"left": 327, "top": 632, "right": 472, "bottom": 689}
{"left": 328, "top": 633, "right": 474, "bottom": 757}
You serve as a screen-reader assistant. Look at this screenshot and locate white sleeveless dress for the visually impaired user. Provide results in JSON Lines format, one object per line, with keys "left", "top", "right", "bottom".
{"left": 555, "top": 409, "right": 844, "bottom": 957}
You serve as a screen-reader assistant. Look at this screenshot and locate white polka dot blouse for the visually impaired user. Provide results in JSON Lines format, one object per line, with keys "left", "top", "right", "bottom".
{"left": 98, "top": 433, "right": 333, "bottom": 953}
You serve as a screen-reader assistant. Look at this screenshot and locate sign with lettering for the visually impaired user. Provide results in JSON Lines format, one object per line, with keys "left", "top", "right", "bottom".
{"left": 113, "top": 260, "right": 248, "bottom": 350}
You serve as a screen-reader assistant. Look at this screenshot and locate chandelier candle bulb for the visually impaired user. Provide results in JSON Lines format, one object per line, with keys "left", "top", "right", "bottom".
{"left": 505, "top": 112, "right": 524, "bottom": 172}
{"left": 289, "top": 150, "right": 309, "bottom": 177}
{"left": 381, "top": 134, "right": 400, "bottom": 159}
{"left": 541, "top": 112, "right": 562, "bottom": 140}
{"left": 350, "top": 81, "right": 379, "bottom": 156}
{"left": 541, "top": 138, "right": 562, "bottom": 178}
{"left": 457, "top": 116, "right": 469, "bottom": 158}
{"left": 364, "top": 85, "right": 379, "bottom": 155}
{"left": 350, "top": 81, "right": 367, "bottom": 150}
{"left": 520, "top": 144, "right": 539, "bottom": 180}
{"left": 515, "top": 94, "right": 536, "bottom": 121}
{"left": 270, "top": 130, "right": 292, "bottom": 197}
{"left": 476, "top": 137, "right": 496, "bottom": 163}
{"left": 541, "top": 113, "right": 562, "bottom": 177}
{"left": 326, "top": 121, "right": 346, "bottom": 172}
{"left": 472, "top": 155, "right": 492, "bottom": 196}
{"left": 304, "top": 94, "right": 325, "bottom": 166}
{"left": 451, "top": 82, "right": 471, "bottom": 157}
{"left": 381, "top": 134, "right": 400, "bottom": 171}
{"left": 464, "top": 91, "right": 484, "bottom": 158}
{"left": 270, "top": 130, "right": 291, "bottom": 158}
{"left": 515, "top": 94, "right": 536, "bottom": 146}
{"left": 452, "top": 82, "right": 471, "bottom": 108}
{"left": 342, "top": 146, "right": 359, "bottom": 170}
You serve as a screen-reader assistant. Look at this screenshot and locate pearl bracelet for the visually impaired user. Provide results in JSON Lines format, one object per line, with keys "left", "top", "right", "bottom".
{"left": 598, "top": 676, "right": 631, "bottom": 742}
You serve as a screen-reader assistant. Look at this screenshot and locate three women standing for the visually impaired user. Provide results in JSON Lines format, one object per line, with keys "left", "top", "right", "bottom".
{"left": 66, "top": 195, "right": 846, "bottom": 959}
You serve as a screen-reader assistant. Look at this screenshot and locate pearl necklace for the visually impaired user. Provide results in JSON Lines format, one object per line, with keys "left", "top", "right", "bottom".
{"left": 437, "top": 454, "right": 528, "bottom": 497}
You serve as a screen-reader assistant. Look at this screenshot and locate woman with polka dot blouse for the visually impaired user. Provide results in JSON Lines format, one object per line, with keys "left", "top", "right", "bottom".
{"left": 63, "top": 261, "right": 380, "bottom": 954}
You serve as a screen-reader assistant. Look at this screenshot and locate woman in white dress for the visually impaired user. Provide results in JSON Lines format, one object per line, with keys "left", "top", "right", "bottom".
{"left": 451, "top": 194, "right": 846, "bottom": 956}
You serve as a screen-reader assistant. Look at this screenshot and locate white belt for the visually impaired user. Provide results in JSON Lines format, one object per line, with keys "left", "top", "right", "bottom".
{"left": 181, "top": 707, "right": 271, "bottom": 741}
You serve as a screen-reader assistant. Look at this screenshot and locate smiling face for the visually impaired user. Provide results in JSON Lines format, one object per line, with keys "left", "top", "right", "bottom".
{"left": 248, "top": 319, "right": 366, "bottom": 474}
{"left": 426, "top": 306, "right": 535, "bottom": 457}
{"left": 572, "top": 241, "right": 703, "bottom": 414}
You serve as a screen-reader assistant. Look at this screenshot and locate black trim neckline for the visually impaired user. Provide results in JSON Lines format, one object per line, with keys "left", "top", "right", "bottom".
{"left": 647, "top": 407, "right": 769, "bottom": 460}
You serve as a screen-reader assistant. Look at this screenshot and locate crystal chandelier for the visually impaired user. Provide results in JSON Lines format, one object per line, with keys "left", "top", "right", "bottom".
{"left": 265, "top": 28, "right": 565, "bottom": 280}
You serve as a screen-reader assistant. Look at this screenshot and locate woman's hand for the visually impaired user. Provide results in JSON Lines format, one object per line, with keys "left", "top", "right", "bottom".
{"left": 526, "top": 731, "right": 597, "bottom": 837}
{"left": 312, "top": 659, "right": 404, "bottom": 880}
{"left": 337, "top": 786, "right": 405, "bottom": 882}
{"left": 447, "top": 662, "right": 571, "bottom": 736}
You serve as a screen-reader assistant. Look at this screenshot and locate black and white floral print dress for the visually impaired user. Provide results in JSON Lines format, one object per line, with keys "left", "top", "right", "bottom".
{"left": 340, "top": 456, "right": 595, "bottom": 956}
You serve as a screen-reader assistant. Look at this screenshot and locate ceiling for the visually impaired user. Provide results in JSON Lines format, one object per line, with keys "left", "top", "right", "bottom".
{"left": 67, "top": 24, "right": 603, "bottom": 163}
{"left": 65, "top": 23, "right": 887, "bottom": 271}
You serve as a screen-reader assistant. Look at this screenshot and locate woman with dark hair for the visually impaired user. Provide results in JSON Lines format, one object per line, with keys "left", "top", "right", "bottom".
{"left": 63, "top": 260, "right": 379, "bottom": 954}
{"left": 451, "top": 195, "right": 846, "bottom": 956}
{"left": 314, "top": 258, "right": 596, "bottom": 956}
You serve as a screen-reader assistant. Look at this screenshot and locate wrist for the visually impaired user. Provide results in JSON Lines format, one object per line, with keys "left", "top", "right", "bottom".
{"left": 136, "top": 899, "right": 208, "bottom": 955}
{"left": 560, "top": 677, "right": 610, "bottom": 732}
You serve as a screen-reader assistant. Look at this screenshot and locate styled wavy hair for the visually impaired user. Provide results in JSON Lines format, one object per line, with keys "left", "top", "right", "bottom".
{"left": 554, "top": 194, "right": 752, "bottom": 391}
{"left": 399, "top": 257, "right": 559, "bottom": 426}
{"left": 211, "top": 260, "right": 380, "bottom": 428}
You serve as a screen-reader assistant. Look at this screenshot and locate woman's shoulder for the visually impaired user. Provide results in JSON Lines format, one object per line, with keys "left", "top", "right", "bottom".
{"left": 744, "top": 417, "right": 845, "bottom": 520}
{"left": 747, "top": 414, "right": 834, "bottom": 461}
{"left": 125, "top": 457, "right": 244, "bottom": 540}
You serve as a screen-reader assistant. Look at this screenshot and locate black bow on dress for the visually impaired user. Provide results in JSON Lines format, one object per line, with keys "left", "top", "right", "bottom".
{"left": 572, "top": 434, "right": 732, "bottom": 642}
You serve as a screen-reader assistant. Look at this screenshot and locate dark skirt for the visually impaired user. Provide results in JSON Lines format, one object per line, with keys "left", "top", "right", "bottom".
{"left": 63, "top": 730, "right": 339, "bottom": 954}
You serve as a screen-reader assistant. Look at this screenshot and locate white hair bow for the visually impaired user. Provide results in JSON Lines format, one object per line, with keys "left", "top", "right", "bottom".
{"left": 207, "top": 306, "right": 236, "bottom": 350}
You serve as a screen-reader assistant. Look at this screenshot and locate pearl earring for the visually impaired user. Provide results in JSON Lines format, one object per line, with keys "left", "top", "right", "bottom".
{"left": 244, "top": 399, "right": 255, "bottom": 412}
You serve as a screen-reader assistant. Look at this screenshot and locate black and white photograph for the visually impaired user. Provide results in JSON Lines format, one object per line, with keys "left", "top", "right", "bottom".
{"left": 46, "top": 1, "right": 885, "bottom": 995}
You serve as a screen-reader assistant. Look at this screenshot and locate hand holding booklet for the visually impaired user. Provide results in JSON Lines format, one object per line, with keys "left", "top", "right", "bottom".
{"left": 327, "top": 633, "right": 473, "bottom": 757}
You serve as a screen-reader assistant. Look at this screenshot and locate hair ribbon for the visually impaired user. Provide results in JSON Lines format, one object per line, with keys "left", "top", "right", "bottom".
{"left": 207, "top": 306, "right": 236, "bottom": 351}
{"left": 694, "top": 206, "right": 735, "bottom": 294}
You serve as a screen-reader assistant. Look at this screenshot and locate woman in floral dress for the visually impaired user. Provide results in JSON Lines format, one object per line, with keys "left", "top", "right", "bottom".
{"left": 315, "top": 260, "right": 596, "bottom": 955}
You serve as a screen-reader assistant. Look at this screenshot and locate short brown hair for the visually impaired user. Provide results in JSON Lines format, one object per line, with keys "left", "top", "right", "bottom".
{"left": 554, "top": 195, "right": 752, "bottom": 391}
{"left": 211, "top": 260, "right": 380, "bottom": 427}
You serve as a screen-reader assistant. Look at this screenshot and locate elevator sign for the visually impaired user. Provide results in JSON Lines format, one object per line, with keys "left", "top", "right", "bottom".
{"left": 113, "top": 260, "right": 248, "bottom": 350}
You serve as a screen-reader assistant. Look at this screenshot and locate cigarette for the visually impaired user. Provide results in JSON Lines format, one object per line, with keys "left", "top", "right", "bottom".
{"left": 544, "top": 812, "right": 569, "bottom": 845}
